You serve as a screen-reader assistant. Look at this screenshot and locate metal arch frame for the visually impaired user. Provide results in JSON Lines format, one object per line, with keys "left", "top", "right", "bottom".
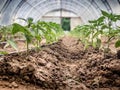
{"left": 24, "top": 1, "right": 91, "bottom": 23}
{"left": 0, "top": 0, "right": 24, "bottom": 25}
{"left": 33, "top": 4, "right": 95, "bottom": 23}
{"left": 77, "top": 0, "right": 100, "bottom": 17}
{"left": 14, "top": 2, "right": 33, "bottom": 18}
{"left": 26, "top": 0, "right": 101, "bottom": 21}
{"left": 29, "top": 0, "right": 104, "bottom": 23}
{"left": 44, "top": 9, "right": 78, "bottom": 18}
{"left": 23, "top": 0, "right": 84, "bottom": 18}
{"left": 101, "top": 0, "right": 113, "bottom": 13}
{"left": 17, "top": 2, "right": 35, "bottom": 17}
{"left": 71, "top": 0, "right": 99, "bottom": 17}
{"left": 14, "top": 0, "right": 50, "bottom": 19}
{"left": 14, "top": 0, "right": 87, "bottom": 23}
{"left": 89, "top": 0, "right": 101, "bottom": 13}
{"left": 1, "top": 0, "right": 103, "bottom": 24}
{"left": 105, "top": 0, "right": 113, "bottom": 13}
{"left": 1, "top": 0, "right": 115, "bottom": 25}
{"left": 118, "top": 0, "right": 120, "bottom": 4}
{"left": 34, "top": 6, "right": 86, "bottom": 23}
{"left": 0, "top": 0, "right": 11, "bottom": 13}
{"left": 14, "top": 1, "right": 96, "bottom": 17}
{"left": 22, "top": 0, "right": 98, "bottom": 21}
{"left": 12, "top": 0, "right": 26, "bottom": 21}
{"left": 22, "top": 4, "right": 85, "bottom": 23}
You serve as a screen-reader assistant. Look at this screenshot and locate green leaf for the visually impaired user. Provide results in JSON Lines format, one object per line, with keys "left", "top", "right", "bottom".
{"left": 27, "top": 17, "right": 33, "bottom": 27}
{"left": 93, "top": 40, "right": 97, "bottom": 48}
{"left": 101, "top": 25, "right": 108, "bottom": 29}
{"left": 85, "top": 31, "right": 91, "bottom": 37}
{"left": 84, "top": 40, "right": 89, "bottom": 50}
{"left": 0, "top": 51, "right": 8, "bottom": 55}
{"left": 101, "top": 10, "right": 110, "bottom": 17}
{"left": 27, "top": 17, "right": 33, "bottom": 23}
{"left": 115, "top": 40, "right": 120, "bottom": 48}
{"left": 97, "top": 16, "right": 105, "bottom": 24}
{"left": 12, "top": 23, "right": 26, "bottom": 34}
{"left": 93, "top": 31, "right": 100, "bottom": 38}
{"left": 97, "top": 38, "right": 101, "bottom": 48}
{"left": 89, "top": 20, "right": 97, "bottom": 23}
{"left": 18, "top": 17, "right": 33, "bottom": 27}
{"left": 25, "top": 34, "right": 32, "bottom": 44}
{"left": 116, "top": 15, "right": 120, "bottom": 20}
{"left": 7, "top": 40, "right": 18, "bottom": 51}
{"left": 35, "top": 35, "right": 41, "bottom": 40}
{"left": 12, "top": 23, "right": 32, "bottom": 40}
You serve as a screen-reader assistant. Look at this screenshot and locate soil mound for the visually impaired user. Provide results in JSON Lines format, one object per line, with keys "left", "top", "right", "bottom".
{"left": 0, "top": 36, "right": 120, "bottom": 90}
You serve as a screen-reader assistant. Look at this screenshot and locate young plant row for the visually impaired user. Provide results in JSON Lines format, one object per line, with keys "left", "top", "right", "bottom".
{"left": 0, "top": 18, "right": 64, "bottom": 54}
{"left": 70, "top": 10, "right": 120, "bottom": 52}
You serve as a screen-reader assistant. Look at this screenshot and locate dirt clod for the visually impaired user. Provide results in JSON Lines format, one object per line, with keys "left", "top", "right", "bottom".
{"left": 117, "top": 50, "right": 120, "bottom": 59}
{"left": 0, "top": 36, "right": 120, "bottom": 90}
{"left": 9, "top": 81, "right": 18, "bottom": 88}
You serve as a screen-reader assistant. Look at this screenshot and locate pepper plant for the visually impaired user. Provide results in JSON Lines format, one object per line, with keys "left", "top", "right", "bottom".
{"left": 36, "top": 21, "right": 63, "bottom": 44}
{"left": 70, "top": 25, "right": 92, "bottom": 49}
{"left": 115, "top": 27, "right": 120, "bottom": 48}
{"left": 18, "top": 17, "right": 42, "bottom": 49}
{"left": 88, "top": 16, "right": 105, "bottom": 49}
{"left": 0, "top": 25, "right": 12, "bottom": 41}
{"left": 0, "top": 25, "right": 18, "bottom": 52}
{"left": 48, "top": 22, "right": 64, "bottom": 39}
{"left": 70, "top": 10, "right": 120, "bottom": 52}
{"left": 12, "top": 23, "right": 33, "bottom": 53}
{"left": 100, "top": 10, "right": 120, "bottom": 52}
{"left": 31, "top": 21, "right": 43, "bottom": 48}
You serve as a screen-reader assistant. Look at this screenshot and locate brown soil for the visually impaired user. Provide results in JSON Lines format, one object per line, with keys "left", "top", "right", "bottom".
{"left": 0, "top": 36, "right": 120, "bottom": 90}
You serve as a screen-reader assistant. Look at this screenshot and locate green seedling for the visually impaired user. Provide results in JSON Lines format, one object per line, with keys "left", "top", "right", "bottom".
{"left": 12, "top": 23, "right": 33, "bottom": 53}
{"left": 100, "top": 10, "right": 120, "bottom": 52}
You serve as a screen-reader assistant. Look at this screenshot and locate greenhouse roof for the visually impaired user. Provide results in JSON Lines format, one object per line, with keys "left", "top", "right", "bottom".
{"left": 0, "top": 0, "right": 120, "bottom": 25}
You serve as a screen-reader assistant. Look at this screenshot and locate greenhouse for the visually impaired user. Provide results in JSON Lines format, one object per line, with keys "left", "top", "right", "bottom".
{"left": 0, "top": 0, "right": 120, "bottom": 90}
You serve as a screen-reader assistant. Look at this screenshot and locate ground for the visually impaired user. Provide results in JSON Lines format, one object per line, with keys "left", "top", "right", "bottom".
{"left": 0, "top": 36, "right": 120, "bottom": 90}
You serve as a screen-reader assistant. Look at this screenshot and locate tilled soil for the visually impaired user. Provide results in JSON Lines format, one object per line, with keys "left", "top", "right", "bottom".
{"left": 0, "top": 36, "right": 120, "bottom": 90}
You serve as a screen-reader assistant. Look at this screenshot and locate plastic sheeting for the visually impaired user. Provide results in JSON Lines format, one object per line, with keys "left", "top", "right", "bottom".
{"left": 0, "top": 0, "right": 120, "bottom": 25}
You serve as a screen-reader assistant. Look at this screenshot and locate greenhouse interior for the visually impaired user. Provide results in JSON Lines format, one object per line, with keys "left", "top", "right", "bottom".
{"left": 0, "top": 0, "right": 120, "bottom": 90}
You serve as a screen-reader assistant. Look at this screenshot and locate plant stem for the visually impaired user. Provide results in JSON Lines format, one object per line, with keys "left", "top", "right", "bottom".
{"left": 26, "top": 41, "right": 29, "bottom": 54}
